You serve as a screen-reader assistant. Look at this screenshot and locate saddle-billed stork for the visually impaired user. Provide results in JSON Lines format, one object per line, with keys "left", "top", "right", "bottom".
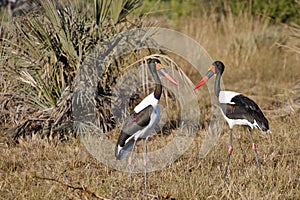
{"left": 115, "top": 58, "right": 179, "bottom": 188}
{"left": 194, "top": 61, "right": 269, "bottom": 179}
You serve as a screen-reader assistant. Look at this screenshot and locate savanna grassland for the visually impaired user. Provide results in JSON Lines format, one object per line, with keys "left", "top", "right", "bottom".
{"left": 1, "top": 0, "right": 300, "bottom": 199}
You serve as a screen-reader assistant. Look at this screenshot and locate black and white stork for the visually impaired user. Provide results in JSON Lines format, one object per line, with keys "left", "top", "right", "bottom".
{"left": 115, "top": 58, "right": 179, "bottom": 188}
{"left": 194, "top": 61, "right": 269, "bottom": 179}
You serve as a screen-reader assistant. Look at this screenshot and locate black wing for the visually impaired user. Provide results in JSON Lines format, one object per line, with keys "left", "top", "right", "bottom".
{"left": 115, "top": 105, "right": 153, "bottom": 159}
{"left": 220, "top": 94, "right": 269, "bottom": 131}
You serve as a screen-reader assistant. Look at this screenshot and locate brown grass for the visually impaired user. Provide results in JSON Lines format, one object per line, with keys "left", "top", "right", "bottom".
{"left": 1, "top": 114, "right": 299, "bottom": 199}
{"left": 1, "top": 5, "right": 300, "bottom": 200}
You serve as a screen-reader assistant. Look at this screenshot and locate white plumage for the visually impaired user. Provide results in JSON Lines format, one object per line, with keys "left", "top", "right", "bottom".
{"left": 219, "top": 91, "right": 240, "bottom": 104}
{"left": 134, "top": 92, "right": 158, "bottom": 113}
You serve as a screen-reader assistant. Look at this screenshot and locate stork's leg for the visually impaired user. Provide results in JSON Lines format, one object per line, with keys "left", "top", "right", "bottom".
{"left": 247, "top": 128, "right": 262, "bottom": 174}
{"left": 128, "top": 139, "right": 138, "bottom": 186}
{"left": 143, "top": 137, "right": 149, "bottom": 190}
{"left": 224, "top": 128, "right": 233, "bottom": 179}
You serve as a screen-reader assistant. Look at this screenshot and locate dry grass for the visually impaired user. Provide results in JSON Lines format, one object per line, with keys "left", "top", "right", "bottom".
{"left": 1, "top": 5, "right": 300, "bottom": 200}
{"left": 0, "top": 114, "right": 299, "bottom": 199}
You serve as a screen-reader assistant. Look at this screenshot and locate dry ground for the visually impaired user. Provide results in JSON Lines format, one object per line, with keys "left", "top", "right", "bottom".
{"left": 0, "top": 112, "right": 299, "bottom": 199}
{"left": 1, "top": 11, "right": 300, "bottom": 200}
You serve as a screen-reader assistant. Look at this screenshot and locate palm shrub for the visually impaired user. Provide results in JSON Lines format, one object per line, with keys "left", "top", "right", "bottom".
{"left": 0, "top": 0, "right": 143, "bottom": 139}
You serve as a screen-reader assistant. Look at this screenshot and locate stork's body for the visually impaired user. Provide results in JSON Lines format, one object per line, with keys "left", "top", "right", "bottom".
{"left": 218, "top": 91, "right": 269, "bottom": 131}
{"left": 115, "top": 58, "right": 178, "bottom": 188}
{"left": 194, "top": 61, "right": 269, "bottom": 179}
{"left": 115, "top": 93, "right": 160, "bottom": 161}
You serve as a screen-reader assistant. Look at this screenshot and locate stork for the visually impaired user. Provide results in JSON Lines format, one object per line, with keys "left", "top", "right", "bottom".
{"left": 194, "top": 61, "right": 269, "bottom": 179}
{"left": 115, "top": 58, "right": 179, "bottom": 188}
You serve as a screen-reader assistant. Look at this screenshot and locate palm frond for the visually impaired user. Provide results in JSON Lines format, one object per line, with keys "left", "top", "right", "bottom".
{"left": 94, "top": 0, "right": 112, "bottom": 27}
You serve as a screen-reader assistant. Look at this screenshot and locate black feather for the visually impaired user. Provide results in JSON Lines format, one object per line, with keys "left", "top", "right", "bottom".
{"left": 221, "top": 94, "right": 269, "bottom": 131}
{"left": 116, "top": 105, "right": 153, "bottom": 149}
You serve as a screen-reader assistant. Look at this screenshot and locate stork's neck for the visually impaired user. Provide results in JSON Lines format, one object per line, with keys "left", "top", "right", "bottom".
{"left": 152, "top": 70, "right": 162, "bottom": 100}
{"left": 215, "top": 73, "right": 221, "bottom": 97}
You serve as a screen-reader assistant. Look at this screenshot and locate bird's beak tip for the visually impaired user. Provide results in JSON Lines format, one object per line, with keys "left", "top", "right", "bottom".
{"left": 171, "top": 80, "right": 179, "bottom": 86}
{"left": 194, "top": 77, "right": 207, "bottom": 90}
{"left": 165, "top": 74, "right": 179, "bottom": 86}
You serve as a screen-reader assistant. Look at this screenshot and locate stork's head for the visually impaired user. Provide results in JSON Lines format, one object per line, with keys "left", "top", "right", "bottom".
{"left": 194, "top": 61, "right": 225, "bottom": 90}
{"left": 147, "top": 58, "right": 179, "bottom": 86}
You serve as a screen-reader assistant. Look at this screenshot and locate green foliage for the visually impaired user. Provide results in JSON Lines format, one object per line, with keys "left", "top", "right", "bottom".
{"left": 228, "top": 0, "right": 300, "bottom": 23}
{"left": 94, "top": 0, "right": 112, "bottom": 26}
{"left": 136, "top": 0, "right": 300, "bottom": 23}
{"left": 109, "top": 0, "right": 142, "bottom": 24}
{"left": 134, "top": 0, "right": 204, "bottom": 20}
{"left": 94, "top": 0, "right": 142, "bottom": 26}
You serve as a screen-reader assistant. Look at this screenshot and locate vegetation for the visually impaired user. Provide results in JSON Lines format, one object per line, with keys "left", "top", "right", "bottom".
{"left": 0, "top": 0, "right": 300, "bottom": 199}
{"left": 0, "top": 0, "right": 143, "bottom": 139}
{"left": 136, "top": 0, "right": 300, "bottom": 23}
{"left": 228, "top": 0, "right": 300, "bottom": 23}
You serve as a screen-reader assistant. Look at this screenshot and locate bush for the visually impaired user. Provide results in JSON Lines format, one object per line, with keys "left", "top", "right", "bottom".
{"left": 0, "top": 0, "right": 142, "bottom": 140}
